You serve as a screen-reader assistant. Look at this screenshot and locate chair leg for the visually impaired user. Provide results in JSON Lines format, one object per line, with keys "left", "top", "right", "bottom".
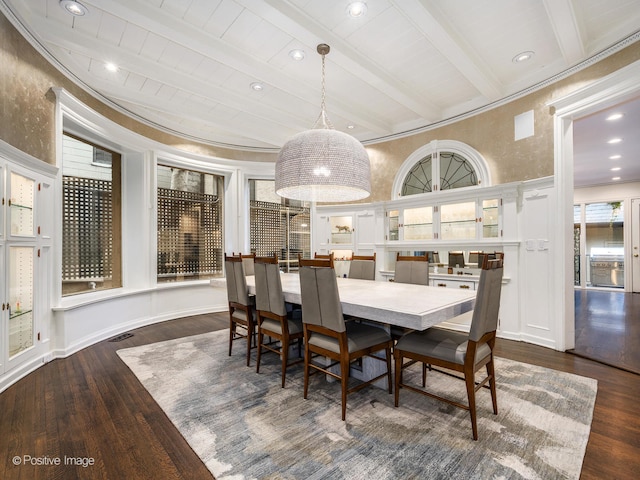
{"left": 394, "top": 350, "right": 402, "bottom": 407}
{"left": 256, "top": 330, "right": 263, "bottom": 373}
{"left": 246, "top": 324, "right": 252, "bottom": 367}
{"left": 229, "top": 320, "right": 235, "bottom": 357}
{"left": 303, "top": 344, "right": 310, "bottom": 400}
{"left": 464, "top": 371, "right": 479, "bottom": 441}
{"left": 340, "top": 358, "right": 349, "bottom": 421}
{"left": 486, "top": 359, "right": 498, "bottom": 415}
{"left": 422, "top": 362, "right": 427, "bottom": 387}
{"left": 386, "top": 347, "right": 392, "bottom": 394}
{"left": 281, "top": 336, "right": 289, "bottom": 388}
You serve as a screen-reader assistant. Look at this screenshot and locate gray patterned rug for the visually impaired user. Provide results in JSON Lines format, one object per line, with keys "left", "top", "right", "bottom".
{"left": 117, "top": 330, "right": 597, "bottom": 479}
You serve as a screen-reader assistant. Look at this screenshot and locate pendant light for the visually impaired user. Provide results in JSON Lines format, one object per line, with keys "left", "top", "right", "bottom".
{"left": 275, "top": 44, "right": 371, "bottom": 203}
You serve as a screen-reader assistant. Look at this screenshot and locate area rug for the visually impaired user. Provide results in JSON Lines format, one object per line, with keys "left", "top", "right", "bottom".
{"left": 117, "top": 330, "right": 597, "bottom": 480}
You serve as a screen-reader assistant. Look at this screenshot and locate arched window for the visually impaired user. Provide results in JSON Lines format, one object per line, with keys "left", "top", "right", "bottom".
{"left": 392, "top": 140, "right": 491, "bottom": 199}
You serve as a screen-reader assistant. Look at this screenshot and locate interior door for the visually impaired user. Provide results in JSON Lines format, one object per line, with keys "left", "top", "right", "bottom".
{"left": 632, "top": 199, "right": 640, "bottom": 293}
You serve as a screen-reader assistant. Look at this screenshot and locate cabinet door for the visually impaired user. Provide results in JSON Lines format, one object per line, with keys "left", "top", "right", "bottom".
{"left": 7, "top": 245, "right": 35, "bottom": 363}
{"left": 0, "top": 161, "right": 5, "bottom": 241}
{"left": 329, "top": 215, "right": 353, "bottom": 245}
{"left": 8, "top": 170, "right": 36, "bottom": 239}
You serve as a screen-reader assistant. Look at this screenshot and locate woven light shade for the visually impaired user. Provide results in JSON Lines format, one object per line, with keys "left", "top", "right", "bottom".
{"left": 275, "top": 128, "right": 371, "bottom": 202}
{"left": 275, "top": 43, "right": 371, "bottom": 203}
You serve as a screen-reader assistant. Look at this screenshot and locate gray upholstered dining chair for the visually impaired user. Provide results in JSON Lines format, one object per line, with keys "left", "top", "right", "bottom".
{"left": 348, "top": 253, "right": 376, "bottom": 280}
{"left": 254, "top": 254, "right": 303, "bottom": 388}
{"left": 393, "top": 252, "right": 429, "bottom": 285}
{"left": 298, "top": 263, "right": 393, "bottom": 421}
{"left": 225, "top": 253, "right": 257, "bottom": 366}
{"left": 233, "top": 252, "right": 256, "bottom": 276}
{"left": 393, "top": 253, "right": 504, "bottom": 440}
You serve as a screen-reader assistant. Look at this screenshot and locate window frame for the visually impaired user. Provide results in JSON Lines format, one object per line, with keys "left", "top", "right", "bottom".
{"left": 391, "top": 140, "right": 491, "bottom": 200}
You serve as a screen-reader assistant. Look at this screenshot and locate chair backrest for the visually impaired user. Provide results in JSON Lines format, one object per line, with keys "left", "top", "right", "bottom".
{"left": 468, "top": 251, "right": 482, "bottom": 265}
{"left": 394, "top": 253, "right": 429, "bottom": 285}
{"left": 448, "top": 251, "right": 465, "bottom": 268}
{"left": 396, "top": 252, "right": 428, "bottom": 262}
{"left": 300, "top": 254, "right": 334, "bottom": 268}
{"left": 299, "top": 265, "right": 345, "bottom": 333}
{"left": 426, "top": 251, "right": 440, "bottom": 264}
{"left": 253, "top": 254, "right": 287, "bottom": 316}
{"left": 468, "top": 253, "right": 504, "bottom": 342}
{"left": 233, "top": 252, "right": 256, "bottom": 276}
{"left": 314, "top": 252, "right": 335, "bottom": 268}
{"left": 349, "top": 253, "right": 376, "bottom": 280}
{"left": 225, "top": 254, "right": 250, "bottom": 306}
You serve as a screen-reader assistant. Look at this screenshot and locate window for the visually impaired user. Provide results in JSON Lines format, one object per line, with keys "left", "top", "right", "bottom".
{"left": 62, "top": 134, "right": 122, "bottom": 295}
{"left": 157, "top": 165, "right": 224, "bottom": 283}
{"left": 574, "top": 201, "right": 624, "bottom": 288}
{"left": 402, "top": 152, "right": 478, "bottom": 195}
{"left": 392, "top": 140, "right": 490, "bottom": 199}
{"left": 249, "top": 179, "right": 310, "bottom": 271}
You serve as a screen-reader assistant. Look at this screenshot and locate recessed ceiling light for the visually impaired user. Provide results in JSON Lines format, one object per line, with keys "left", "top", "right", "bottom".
{"left": 347, "top": 124, "right": 355, "bottom": 129}
{"left": 59, "top": 0, "right": 88, "bottom": 16}
{"left": 512, "top": 51, "right": 535, "bottom": 63}
{"left": 250, "top": 82, "right": 264, "bottom": 91}
{"left": 346, "top": 1, "right": 368, "bottom": 17}
{"left": 609, "top": 154, "right": 622, "bottom": 160}
{"left": 611, "top": 167, "right": 621, "bottom": 171}
{"left": 289, "top": 49, "right": 305, "bottom": 61}
{"left": 104, "top": 62, "right": 119, "bottom": 72}
{"left": 612, "top": 177, "right": 621, "bottom": 181}
{"left": 607, "top": 138, "right": 622, "bottom": 144}
{"left": 606, "top": 113, "right": 624, "bottom": 121}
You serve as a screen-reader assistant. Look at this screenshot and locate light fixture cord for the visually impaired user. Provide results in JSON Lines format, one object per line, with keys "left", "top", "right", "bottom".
{"left": 315, "top": 49, "right": 333, "bottom": 130}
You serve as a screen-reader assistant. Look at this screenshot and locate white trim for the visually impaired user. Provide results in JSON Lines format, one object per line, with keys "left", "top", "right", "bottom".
{"left": 391, "top": 140, "right": 492, "bottom": 200}
{"left": 548, "top": 58, "right": 640, "bottom": 351}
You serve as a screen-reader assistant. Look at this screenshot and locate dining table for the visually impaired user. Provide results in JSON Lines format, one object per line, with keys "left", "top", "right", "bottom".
{"left": 213, "top": 272, "right": 476, "bottom": 331}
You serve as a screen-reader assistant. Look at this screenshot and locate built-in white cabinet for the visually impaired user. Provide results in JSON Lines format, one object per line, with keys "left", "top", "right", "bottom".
{"left": 0, "top": 155, "right": 55, "bottom": 376}
{"left": 315, "top": 208, "right": 377, "bottom": 257}
{"left": 386, "top": 196, "right": 502, "bottom": 242}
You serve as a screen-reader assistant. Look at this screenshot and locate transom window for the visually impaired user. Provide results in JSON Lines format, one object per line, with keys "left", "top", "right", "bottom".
{"left": 393, "top": 140, "right": 490, "bottom": 199}
{"left": 402, "top": 152, "right": 478, "bottom": 195}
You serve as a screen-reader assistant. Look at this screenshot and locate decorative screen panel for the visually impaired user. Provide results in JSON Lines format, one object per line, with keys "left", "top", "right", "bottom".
{"left": 62, "top": 176, "right": 113, "bottom": 281}
{"left": 249, "top": 200, "right": 310, "bottom": 272}
{"left": 157, "top": 187, "right": 223, "bottom": 281}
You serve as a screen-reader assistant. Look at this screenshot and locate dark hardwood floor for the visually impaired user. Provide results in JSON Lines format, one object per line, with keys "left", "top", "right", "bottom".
{"left": 1, "top": 311, "right": 639, "bottom": 479}
{"left": 572, "top": 289, "right": 640, "bottom": 375}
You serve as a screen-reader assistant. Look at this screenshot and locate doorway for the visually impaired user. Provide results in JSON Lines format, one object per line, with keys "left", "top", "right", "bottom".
{"left": 632, "top": 198, "right": 640, "bottom": 293}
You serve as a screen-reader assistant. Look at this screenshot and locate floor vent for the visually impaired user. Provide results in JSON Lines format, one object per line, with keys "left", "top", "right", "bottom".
{"left": 108, "top": 333, "right": 134, "bottom": 342}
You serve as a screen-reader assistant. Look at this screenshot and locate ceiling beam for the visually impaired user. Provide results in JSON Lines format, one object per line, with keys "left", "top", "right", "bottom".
{"left": 542, "top": 0, "right": 585, "bottom": 66}
{"left": 256, "top": 0, "right": 442, "bottom": 121}
{"left": 394, "top": 0, "right": 503, "bottom": 101}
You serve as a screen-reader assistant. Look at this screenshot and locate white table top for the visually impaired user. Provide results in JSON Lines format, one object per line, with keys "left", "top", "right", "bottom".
{"left": 212, "top": 273, "right": 476, "bottom": 331}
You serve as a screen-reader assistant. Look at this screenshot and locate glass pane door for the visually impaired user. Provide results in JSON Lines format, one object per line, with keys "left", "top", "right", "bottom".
{"left": 440, "top": 201, "right": 476, "bottom": 240}
{"left": 482, "top": 199, "right": 500, "bottom": 238}
{"left": 9, "top": 246, "right": 34, "bottom": 358}
{"left": 9, "top": 171, "right": 35, "bottom": 237}
{"left": 404, "top": 206, "right": 433, "bottom": 240}
{"left": 584, "top": 202, "right": 624, "bottom": 288}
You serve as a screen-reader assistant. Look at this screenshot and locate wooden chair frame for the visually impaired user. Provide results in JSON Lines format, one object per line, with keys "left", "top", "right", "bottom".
{"left": 303, "top": 324, "right": 392, "bottom": 421}
{"left": 301, "top": 254, "right": 334, "bottom": 268}
{"left": 225, "top": 253, "right": 257, "bottom": 366}
{"left": 254, "top": 254, "right": 304, "bottom": 388}
{"left": 394, "top": 254, "right": 504, "bottom": 440}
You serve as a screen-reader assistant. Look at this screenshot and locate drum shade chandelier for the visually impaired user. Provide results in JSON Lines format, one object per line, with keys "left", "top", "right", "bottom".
{"left": 275, "top": 44, "right": 371, "bottom": 203}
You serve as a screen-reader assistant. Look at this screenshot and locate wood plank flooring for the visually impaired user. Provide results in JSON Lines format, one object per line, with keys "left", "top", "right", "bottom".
{"left": 1, "top": 311, "right": 639, "bottom": 480}
{"left": 572, "top": 289, "right": 640, "bottom": 375}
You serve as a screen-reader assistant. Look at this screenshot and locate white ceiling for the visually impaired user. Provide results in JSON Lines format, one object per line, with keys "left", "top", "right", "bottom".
{"left": 2, "top": 0, "right": 640, "bottom": 186}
